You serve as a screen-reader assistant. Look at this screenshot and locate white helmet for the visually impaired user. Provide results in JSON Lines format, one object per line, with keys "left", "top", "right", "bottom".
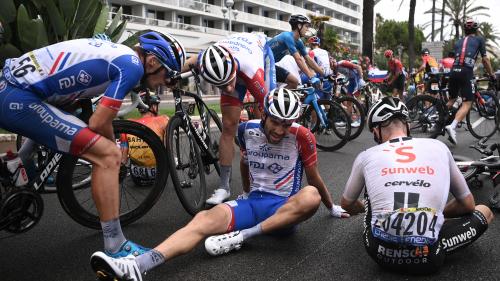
{"left": 264, "top": 88, "right": 302, "bottom": 122}
{"left": 198, "top": 44, "right": 236, "bottom": 86}
{"left": 367, "top": 97, "right": 409, "bottom": 131}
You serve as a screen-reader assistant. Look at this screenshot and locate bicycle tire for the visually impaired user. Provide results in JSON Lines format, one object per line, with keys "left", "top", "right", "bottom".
{"left": 453, "top": 154, "right": 478, "bottom": 181}
{"left": 299, "top": 100, "right": 351, "bottom": 151}
{"left": 405, "top": 95, "right": 446, "bottom": 139}
{"left": 165, "top": 115, "right": 207, "bottom": 216}
{"left": 56, "top": 120, "right": 168, "bottom": 229}
{"left": 466, "top": 91, "right": 499, "bottom": 139}
{"left": 335, "top": 96, "right": 365, "bottom": 140}
{"left": 204, "top": 109, "right": 222, "bottom": 175}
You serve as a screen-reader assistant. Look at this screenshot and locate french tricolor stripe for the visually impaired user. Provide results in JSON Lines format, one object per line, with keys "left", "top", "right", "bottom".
{"left": 49, "top": 52, "right": 65, "bottom": 75}
{"left": 275, "top": 172, "right": 294, "bottom": 189}
{"left": 274, "top": 168, "right": 294, "bottom": 184}
{"left": 58, "top": 52, "right": 72, "bottom": 71}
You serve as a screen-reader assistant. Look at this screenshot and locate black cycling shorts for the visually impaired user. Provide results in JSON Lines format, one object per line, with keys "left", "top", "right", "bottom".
{"left": 448, "top": 67, "right": 475, "bottom": 101}
{"left": 388, "top": 73, "right": 405, "bottom": 92}
{"left": 364, "top": 210, "right": 488, "bottom": 274}
{"left": 275, "top": 65, "right": 291, "bottom": 83}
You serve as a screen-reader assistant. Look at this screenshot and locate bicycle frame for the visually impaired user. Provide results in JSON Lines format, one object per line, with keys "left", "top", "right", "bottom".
{"left": 301, "top": 87, "right": 329, "bottom": 129}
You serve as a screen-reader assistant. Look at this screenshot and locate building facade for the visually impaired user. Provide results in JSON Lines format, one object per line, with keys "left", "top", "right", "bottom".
{"left": 108, "top": 0, "right": 362, "bottom": 54}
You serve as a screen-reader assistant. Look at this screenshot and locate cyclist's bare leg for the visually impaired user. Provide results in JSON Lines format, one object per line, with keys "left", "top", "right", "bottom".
{"left": 453, "top": 100, "right": 472, "bottom": 123}
{"left": 259, "top": 186, "right": 321, "bottom": 232}
{"left": 220, "top": 105, "right": 241, "bottom": 166}
{"left": 285, "top": 73, "right": 299, "bottom": 89}
{"left": 154, "top": 204, "right": 232, "bottom": 260}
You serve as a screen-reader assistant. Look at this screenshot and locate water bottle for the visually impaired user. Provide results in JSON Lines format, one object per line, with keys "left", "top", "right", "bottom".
{"left": 2, "top": 150, "right": 29, "bottom": 187}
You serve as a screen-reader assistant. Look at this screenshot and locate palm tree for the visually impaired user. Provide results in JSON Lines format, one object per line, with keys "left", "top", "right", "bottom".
{"left": 308, "top": 14, "right": 330, "bottom": 39}
{"left": 362, "top": 0, "right": 375, "bottom": 61}
{"left": 480, "top": 22, "right": 500, "bottom": 58}
{"left": 440, "top": 0, "right": 446, "bottom": 41}
{"left": 408, "top": 0, "right": 417, "bottom": 72}
{"left": 431, "top": 0, "right": 436, "bottom": 41}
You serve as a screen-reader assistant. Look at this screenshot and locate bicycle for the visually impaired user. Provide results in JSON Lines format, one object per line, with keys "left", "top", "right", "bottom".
{"left": 165, "top": 70, "right": 223, "bottom": 215}
{"left": 295, "top": 84, "right": 351, "bottom": 151}
{"left": 406, "top": 77, "right": 499, "bottom": 139}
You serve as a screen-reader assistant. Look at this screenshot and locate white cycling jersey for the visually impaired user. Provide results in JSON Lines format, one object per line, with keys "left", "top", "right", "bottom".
{"left": 275, "top": 55, "right": 301, "bottom": 85}
{"left": 311, "top": 48, "right": 332, "bottom": 76}
{"left": 343, "top": 137, "right": 471, "bottom": 246}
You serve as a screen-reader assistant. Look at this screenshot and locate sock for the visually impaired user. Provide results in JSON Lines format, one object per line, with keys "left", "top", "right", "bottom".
{"left": 101, "top": 218, "right": 127, "bottom": 253}
{"left": 450, "top": 120, "right": 458, "bottom": 130}
{"left": 241, "top": 223, "right": 263, "bottom": 240}
{"left": 136, "top": 249, "right": 165, "bottom": 273}
{"left": 218, "top": 165, "right": 232, "bottom": 191}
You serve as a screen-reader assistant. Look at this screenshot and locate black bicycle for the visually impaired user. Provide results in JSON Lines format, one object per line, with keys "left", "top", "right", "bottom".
{"left": 165, "top": 70, "right": 223, "bottom": 215}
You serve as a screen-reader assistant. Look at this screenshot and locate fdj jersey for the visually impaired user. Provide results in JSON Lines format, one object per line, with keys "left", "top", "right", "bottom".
{"left": 237, "top": 120, "right": 317, "bottom": 197}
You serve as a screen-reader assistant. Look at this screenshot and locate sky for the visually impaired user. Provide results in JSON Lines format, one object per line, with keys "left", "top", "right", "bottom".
{"left": 374, "top": 0, "right": 500, "bottom": 39}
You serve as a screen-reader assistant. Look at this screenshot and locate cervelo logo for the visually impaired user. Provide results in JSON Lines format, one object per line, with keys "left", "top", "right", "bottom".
{"left": 384, "top": 179, "right": 431, "bottom": 187}
{"left": 441, "top": 226, "right": 476, "bottom": 250}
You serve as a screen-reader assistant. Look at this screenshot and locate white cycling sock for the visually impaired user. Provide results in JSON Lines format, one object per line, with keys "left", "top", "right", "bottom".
{"left": 450, "top": 120, "right": 458, "bottom": 130}
{"left": 136, "top": 249, "right": 165, "bottom": 273}
{"left": 101, "top": 218, "right": 126, "bottom": 254}
{"left": 241, "top": 223, "right": 263, "bottom": 240}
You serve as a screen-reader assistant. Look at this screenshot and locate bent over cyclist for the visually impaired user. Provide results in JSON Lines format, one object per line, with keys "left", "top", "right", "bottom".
{"left": 445, "top": 19, "right": 496, "bottom": 145}
{"left": 90, "top": 88, "right": 348, "bottom": 281}
{"left": 0, "top": 31, "right": 185, "bottom": 257}
{"left": 340, "top": 97, "right": 494, "bottom": 274}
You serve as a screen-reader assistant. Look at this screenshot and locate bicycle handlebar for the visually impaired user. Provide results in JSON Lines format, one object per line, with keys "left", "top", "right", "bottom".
{"left": 117, "top": 91, "right": 148, "bottom": 118}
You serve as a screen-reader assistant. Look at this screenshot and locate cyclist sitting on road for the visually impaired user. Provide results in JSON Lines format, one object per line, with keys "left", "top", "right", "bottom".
{"left": 445, "top": 19, "right": 497, "bottom": 145}
{"left": 384, "top": 50, "right": 405, "bottom": 100}
{"left": 268, "top": 14, "right": 324, "bottom": 89}
{"left": 90, "top": 88, "right": 349, "bottom": 281}
{"left": 340, "top": 97, "right": 494, "bottom": 274}
{"left": 182, "top": 32, "right": 276, "bottom": 205}
{"left": 121, "top": 91, "right": 168, "bottom": 186}
{"left": 0, "top": 31, "right": 185, "bottom": 258}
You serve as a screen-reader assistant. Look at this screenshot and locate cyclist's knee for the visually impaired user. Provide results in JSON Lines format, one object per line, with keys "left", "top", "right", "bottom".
{"left": 295, "top": 186, "right": 321, "bottom": 212}
{"left": 475, "top": 204, "right": 494, "bottom": 224}
{"left": 286, "top": 75, "right": 299, "bottom": 89}
{"left": 86, "top": 139, "right": 121, "bottom": 169}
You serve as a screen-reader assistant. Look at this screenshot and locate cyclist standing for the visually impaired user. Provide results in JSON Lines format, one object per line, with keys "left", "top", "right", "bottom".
{"left": 0, "top": 31, "right": 185, "bottom": 257}
{"left": 445, "top": 19, "right": 497, "bottom": 145}
{"left": 384, "top": 49, "right": 405, "bottom": 99}
{"left": 268, "top": 14, "right": 324, "bottom": 89}
{"left": 89, "top": 88, "right": 348, "bottom": 281}
{"left": 182, "top": 32, "right": 276, "bottom": 204}
{"left": 341, "top": 97, "right": 493, "bottom": 274}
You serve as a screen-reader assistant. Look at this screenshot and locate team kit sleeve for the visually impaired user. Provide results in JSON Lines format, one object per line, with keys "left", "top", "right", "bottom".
{"left": 296, "top": 39, "right": 308, "bottom": 57}
{"left": 342, "top": 152, "right": 366, "bottom": 201}
{"left": 479, "top": 37, "right": 487, "bottom": 57}
{"left": 283, "top": 32, "right": 299, "bottom": 56}
{"left": 100, "top": 54, "right": 144, "bottom": 111}
{"left": 296, "top": 126, "right": 317, "bottom": 168}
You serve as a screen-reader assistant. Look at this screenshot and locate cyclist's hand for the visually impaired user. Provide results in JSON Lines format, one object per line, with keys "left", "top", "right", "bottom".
{"left": 310, "top": 77, "right": 321, "bottom": 88}
{"left": 331, "top": 204, "right": 350, "bottom": 218}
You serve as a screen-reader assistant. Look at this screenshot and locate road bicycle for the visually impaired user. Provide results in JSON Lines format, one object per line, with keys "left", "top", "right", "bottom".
{"left": 165, "top": 70, "right": 223, "bottom": 215}
{"left": 406, "top": 77, "right": 499, "bottom": 139}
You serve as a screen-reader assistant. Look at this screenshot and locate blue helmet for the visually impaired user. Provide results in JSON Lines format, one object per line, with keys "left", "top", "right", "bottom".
{"left": 139, "top": 31, "right": 186, "bottom": 72}
{"left": 307, "top": 36, "right": 320, "bottom": 45}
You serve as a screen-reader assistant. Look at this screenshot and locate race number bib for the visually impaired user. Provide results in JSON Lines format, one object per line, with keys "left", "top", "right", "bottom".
{"left": 130, "top": 163, "right": 156, "bottom": 179}
{"left": 372, "top": 207, "right": 443, "bottom": 246}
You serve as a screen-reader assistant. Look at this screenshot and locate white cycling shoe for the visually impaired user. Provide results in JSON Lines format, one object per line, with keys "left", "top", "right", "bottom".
{"left": 445, "top": 125, "right": 457, "bottom": 145}
{"left": 205, "top": 231, "right": 244, "bottom": 256}
{"left": 90, "top": 252, "right": 143, "bottom": 281}
{"left": 351, "top": 120, "right": 361, "bottom": 128}
{"left": 206, "top": 188, "right": 230, "bottom": 205}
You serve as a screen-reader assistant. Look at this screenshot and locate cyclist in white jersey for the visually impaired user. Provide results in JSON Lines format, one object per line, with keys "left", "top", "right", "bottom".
{"left": 182, "top": 32, "right": 277, "bottom": 204}
{"left": 90, "top": 88, "right": 348, "bottom": 281}
{"left": 340, "top": 97, "right": 493, "bottom": 274}
{"left": 307, "top": 36, "right": 332, "bottom": 77}
{"left": 0, "top": 31, "right": 186, "bottom": 258}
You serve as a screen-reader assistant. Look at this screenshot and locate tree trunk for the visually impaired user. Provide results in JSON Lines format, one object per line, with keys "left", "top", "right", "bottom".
{"left": 408, "top": 0, "right": 416, "bottom": 73}
{"left": 440, "top": 0, "right": 446, "bottom": 41}
{"left": 362, "top": 0, "right": 374, "bottom": 62}
{"left": 454, "top": 20, "right": 460, "bottom": 39}
{"left": 431, "top": 0, "right": 436, "bottom": 41}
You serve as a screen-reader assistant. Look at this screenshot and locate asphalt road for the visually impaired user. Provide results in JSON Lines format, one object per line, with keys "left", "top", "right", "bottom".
{"left": 1, "top": 127, "right": 499, "bottom": 281}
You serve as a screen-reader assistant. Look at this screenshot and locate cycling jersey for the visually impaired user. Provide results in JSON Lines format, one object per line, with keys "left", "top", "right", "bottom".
{"left": 344, "top": 137, "right": 471, "bottom": 247}
{"left": 453, "top": 35, "right": 486, "bottom": 69}
{"left": 275, "top": 55, "right": 301, "bottom": 86}
{"left": 216, "top": 33, "right": 276, "bottom": 107}
{"left": 0, "top": 38, "right": 143, "bottom": 155}
{"left": 237, "top": 120, "right": 317, "bottom": 197}
{"left": 268, "top": 31, "right": 308, "bottom": 62}
{"left": 311, "top": 48, "right": 332, "bottom": 76}
{"left": 440, "top": 58, "right": 454, "bottom": 72}
{"left": 336, "top": 60, "right": 358, "bottom": 79}
{"left": 388, "top": 58, "right": 403, "bottom": 75}
{"left": 421, "top": 55, "right": 439, "bottom": 73}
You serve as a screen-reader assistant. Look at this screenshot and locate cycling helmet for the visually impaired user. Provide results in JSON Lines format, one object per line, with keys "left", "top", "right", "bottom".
{"left": 289, "top": 14, "right": 311, "bottom": 28}
{"left": 421, "top": 48, "right": 430, "bottom": 55}
{"left": 464, "top": 18, "right": 479, "bottom": 31}
{"left": 264, "top": 88, "right": 301, "bottom": 122}
{"left": 384, "top": 49, "right": 393, "bottom": 58}
{"left": 367, "top": 97, "right": 409, "bottom": 131}
{"left": 139, "top": 31, "right": 186, "bottom": 73}
{"left": 308, "top": 36, "right": 321, "bottom": 45}
{"left": 198, "top": 44, "right": 237, "bottom": 87}
{"left": 93, "top": 33, "right": 111, "bottom": 41}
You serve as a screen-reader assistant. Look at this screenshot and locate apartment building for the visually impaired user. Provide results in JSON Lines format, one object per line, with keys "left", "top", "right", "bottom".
{"left": 108, "top": 0, "right": 362, "bottom": 53}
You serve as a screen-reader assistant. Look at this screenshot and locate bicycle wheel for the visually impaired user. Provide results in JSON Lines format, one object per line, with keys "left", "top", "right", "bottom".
{"left": 202, "top": 109, "right": 222, "bottom": 175}
{"left": 466, "top": 91, "right": 499, "bottom": 139}
{"left": 165, "top": 115, "right": 207, "bottom": 216}
{"left": 56, "top": 120, "right": 168, "bottom": 229}
{"left": 453, "top": 155, "right": 478, "bottom": 181}
{"left": 299, "top": 100, "right": 351, "bottom": 151}
{"left": 405, "top": 95, "right": 446, "bottom": 139}
{"left": 335, "top": 96, "right": 365, "bottom": 140}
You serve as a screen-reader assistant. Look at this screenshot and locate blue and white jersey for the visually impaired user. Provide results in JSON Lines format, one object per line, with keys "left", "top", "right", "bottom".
{"left": 268, "top": 31, "right": 307, "bottom": 62}
{"left": 238, "top": 120, "right": 317, "bottom": 197}
{"left": 2, "top": 38, "right": 143, "bottom": 110}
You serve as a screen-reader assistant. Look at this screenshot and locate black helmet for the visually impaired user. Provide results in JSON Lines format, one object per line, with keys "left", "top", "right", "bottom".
{"left": 421, "top": 48, "right": 430, "bottom": 55}
{"left": 367, "top": 97, "right": 409, "bottom": 131}
{"left": 289, "top": 14, "right": 311, "bottom": 28}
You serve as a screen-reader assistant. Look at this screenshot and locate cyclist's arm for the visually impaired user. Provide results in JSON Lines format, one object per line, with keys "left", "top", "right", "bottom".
{"left": 341, "top": 152, "right": 366, "bottom": 215}
{"left": 304, "top": 55, "right": 325, "bottom": 77}
{"left": 482, "top": 56, "right": 495, "bottom": 77}
{"left": 240, "top": 157, "right": 250, "bottom": 193}
{"left": 305, "top": 163, "right": 333, "bottom": 209}
{"left": 89, "top": 106, "right": 116, "bottom": 140}
{"left": 292, "top": 52, "right": 315, "bottom": 79}
{"left": 182, "top": 54, "right": 200, "bottom": 72}
{"left": 444, "top": 149, "right": 475, "bottom": 218}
